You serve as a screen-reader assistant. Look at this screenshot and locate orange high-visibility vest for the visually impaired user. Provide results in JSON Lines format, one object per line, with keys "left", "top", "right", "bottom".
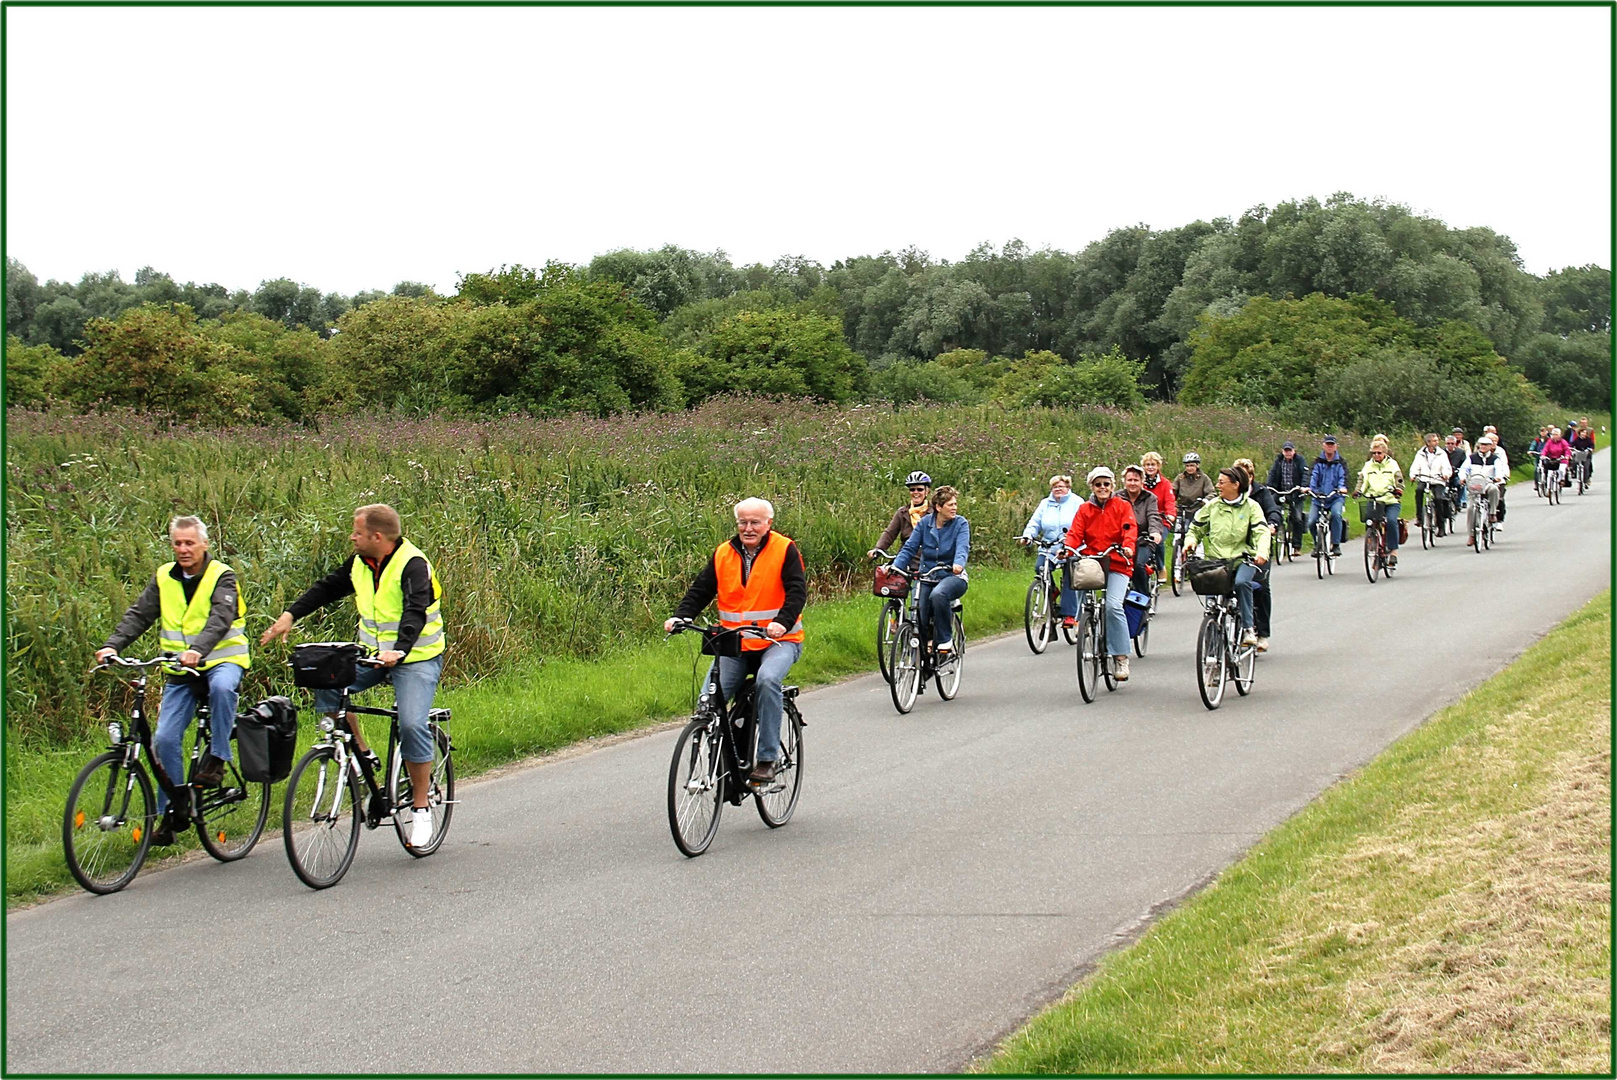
{"left": 714, "top": 531, "right": 805, "bottom": 652}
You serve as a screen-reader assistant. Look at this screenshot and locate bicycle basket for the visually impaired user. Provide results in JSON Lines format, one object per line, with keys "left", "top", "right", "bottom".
{"left": 1070, "top": 557, "right": 1105, "bottom": 590}
{"left": 1356, "top": 500, "right": 1379, "bottom": 524}
{"left": 290, "top": 642, "right": 361, "bottom": 689}
{"left": 872, "top": 566, "right": 910, "bottom": 598}
{"left": 1185, "top": 557, "right": 1236, "bottom": 597}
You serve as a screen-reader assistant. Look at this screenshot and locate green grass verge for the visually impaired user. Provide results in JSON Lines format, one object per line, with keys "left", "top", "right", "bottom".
{"left": 8, "top": 565, "right": 1032, "bottom": 906}
{"left": 979, "top": 591, "right": 1611, "bottom": 1074}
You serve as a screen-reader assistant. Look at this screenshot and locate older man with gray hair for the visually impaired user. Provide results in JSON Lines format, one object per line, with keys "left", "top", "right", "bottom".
{"left": 666, "top": 497, "right": 806, "bottom": 783}
{"left": 96, "top": 515, "right": 251, "bottom": 845}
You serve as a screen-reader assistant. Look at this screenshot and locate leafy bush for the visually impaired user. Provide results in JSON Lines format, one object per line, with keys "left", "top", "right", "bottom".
{"left": 1009, "top": 347, "right": 1148, "bottom": 410}
{"left": 693, "top": 309, "right": 866, "bottom": 403}
{"left": 868, "top": 359, "right": 984, "bottom": 405}
{"left": 1513, "top": 331, "right": 1611, "bottom": 412}
{"left": 4, "top": 336, "right": 63, "bottom": 408}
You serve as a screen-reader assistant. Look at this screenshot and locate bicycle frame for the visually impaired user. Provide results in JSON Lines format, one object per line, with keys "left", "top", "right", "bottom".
{"left": 99, "top": 660, "right": 220, "bottom": 820}
{"left": 308, "top": 684, "right": 454, "bottom": 829}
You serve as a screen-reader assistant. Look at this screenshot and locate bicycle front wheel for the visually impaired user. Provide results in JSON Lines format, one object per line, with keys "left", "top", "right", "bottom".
{"left": 1421, "top": 504, "right": 1434, "bottom": 549}
{"left": 755, "top": 703, "right": 803, "bottom": 828}
{"left": 1196, "top": 615, "right": 1226, "bottom": 710}
{"left": 1075, "top": 606, "right": 1098, "bottom": 703}
{"left": 63, "top": 751, "right": 155, "bottom": 895}
{"left": 1364, "top": 526, "right": 1379, "bottom": 582}
{"left": 876, "top": 600, "right": 900, "bottom": 683}
{"left": 668, "top": 719, "right": 724, "bottom": 856}
{"left": 192, "top": 757, "right": 269, "bottom": 863}
{"left": 1024, "top": 577, "right": 1051, "bottom": 655}
{"left": 391, "top": 723, "right": 455, "bottom": 858}
{"left": 283, "top": 746, "right": 361, "bottom": 890}
{"left": 936, "top": 611, "right": 964, "bottom": 700}
{"left": 889, "top": 621, "right": 922, "bottom": 714}
{"left": 1170, "top": 539, "right": 1184, "bottom": 596}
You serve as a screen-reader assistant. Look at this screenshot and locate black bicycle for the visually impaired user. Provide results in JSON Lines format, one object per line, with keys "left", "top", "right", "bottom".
{"left": 665, "top": 622, "right": 805, "bottom": 857}
{"left": 1169, "top": 497, "right": 1208, "bottom": 597}
{"left": 1021, "top": 538, "right": 1076, "bottom": 654}
{"left": 1191, "top": 559, "right": 1258, "bottom": 711}
{"left": 1274, "top": 487, "right": 1308, "bottom": 561}
{"left": 63, "top": 655, "right": 270, "bottom": 894}
{"left": 1573, "top": 448, "right": 1592, "bottom": 495}
{"left": 1415, "top": 479, "right": 1447, "bottom": 548}
{"left": 1071, "top": 545, "right": 1125, "bottom": 704}
{"left": 884, "top": 564, "right": 965, "bottom": 713}
{"left": 282, "top": 644, "right": 454, "bottom": 890}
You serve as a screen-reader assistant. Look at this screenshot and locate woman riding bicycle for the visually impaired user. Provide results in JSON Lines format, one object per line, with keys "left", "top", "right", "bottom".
{"left": 868, "top": 471, "right": 932, "bottom": 558}
{"left": 1062, "top": 466, "right": 1138, "bottom": 681}
{"left": 1172, "top": 452, "right": 1215, "bottom": 509}
{"left": 1541, "top": 428, "right": 1573, "bottom": 490}
{"left": 1017, "top": 473, "right": 1080, "bottom": 628}
{"left": 891, "top": 485, "right": 970, "bottom": 655}
{"left": 1353, "top": 434, "right": 1405, "bottom": 568}
{"left": 1188, "top": 467, "right": 1271, "bottom": 648}
{"left": 1120, "top": 465, "right": 1163, "bottom": 595}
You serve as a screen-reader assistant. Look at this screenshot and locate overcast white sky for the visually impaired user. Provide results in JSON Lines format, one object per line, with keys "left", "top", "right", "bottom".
{"left": 7, "top": 5, "right": 1611, "bottom": 296}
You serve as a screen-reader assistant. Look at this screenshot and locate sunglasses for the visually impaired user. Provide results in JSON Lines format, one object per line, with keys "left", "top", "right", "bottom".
{"left": 907, "top": 486, "right": 928, "bottom": 492}
{"left": 1092, "top": 480, "right": 1113, "bottom": 489}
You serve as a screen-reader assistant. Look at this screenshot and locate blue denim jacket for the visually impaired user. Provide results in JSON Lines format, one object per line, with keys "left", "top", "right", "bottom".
{"left": 894, "top": 513, "right": 971, "bottom": 574}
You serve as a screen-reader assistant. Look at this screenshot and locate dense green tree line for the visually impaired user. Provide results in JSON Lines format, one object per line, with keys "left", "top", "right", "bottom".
{"left": 6, "top": 193, "right": 1609, "bottom": 423}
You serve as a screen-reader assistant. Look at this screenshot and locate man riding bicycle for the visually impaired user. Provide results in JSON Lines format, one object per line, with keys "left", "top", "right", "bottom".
{"left": 1017, "top": 473, "right": 1081, "bottom": 628}
{"left": 1305, "top": 435, "right": 1349, "bottom": 556}
{"left": 96, "top": 515, "right": 250, "bottom": 846}
{"left": 261, "top": 503, "right": 448, "bottom": 848}
{"left": 667, "top": 497, "right": 806, "bottom": 785}
{"left": 1266, "top": 440, "right": 1309, "bottom": 557}
{"left": 1461, "top": 436, "right": 1510, "bottom": 544}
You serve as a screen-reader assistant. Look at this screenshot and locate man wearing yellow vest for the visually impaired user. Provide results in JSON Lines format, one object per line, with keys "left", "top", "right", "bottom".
{"left": 261, "top": 503, "right": 446, "bottom": 848}
{"left": 665, "top": 497, "right": 806, "bottom": 784}
{"left": 96, "top": 515, "right": 250, "bottom": 845}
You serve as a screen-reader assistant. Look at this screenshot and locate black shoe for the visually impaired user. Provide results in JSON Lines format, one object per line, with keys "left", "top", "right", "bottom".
{"left": 746, "top": 760, "right": 780, "bottom": 784}
{"left": 150, "top": 815, "right": 179, "bottom": 846}
{"left": 192, "top": 753, "right": 226, "bottom": 788}
{"left": 1330, "top": 546, "right": 1341, "bottom": 557}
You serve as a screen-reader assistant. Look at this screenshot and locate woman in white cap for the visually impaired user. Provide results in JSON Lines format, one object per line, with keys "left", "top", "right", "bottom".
{"left": 1061, "top": 466, "right": 1139, "bottom": 680}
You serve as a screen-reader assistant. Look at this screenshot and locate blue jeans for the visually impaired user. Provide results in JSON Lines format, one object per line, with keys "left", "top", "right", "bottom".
{"left": 315, "top": 654, "right": 443, "bottom": 765}
{"left": 917, "top": 573, "right": 969, "bottom": 646}
{"left": 154, "top": 663, "right": 243, "bottom": 814}
{"left": 1131, "top": 541, "right": 1159, "bottom": 593}
{"left": 1233, "top": 562, "right": 1262, "bottom": 631}
{"left": 1036, "top": 552, "right": 1076, "bottom": 618}
{"left": 1306, "top": 494, "right": 1345, "bottom": 548}
{"left": 1368, "top": 501, "right": 1400, "bottom": 551}
{"left": 1102, "top": 571, "right": 1130, "bottom": 656}
{"left": 707, "top": 641, "right": 801, "bottom": 764}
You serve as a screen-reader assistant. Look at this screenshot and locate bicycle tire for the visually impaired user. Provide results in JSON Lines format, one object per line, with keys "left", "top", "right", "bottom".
{"left": 1170, "top": 538, "right": 1184, "bottom": 597}
{"left": 1133, "top": 606, "right": 1150, "bottom": 657}
{"left": 391, "top": 723, "right": 455, "bottom": 858}
{"left": 1196, "top": 615, "right": 1226, "bottom": 711}
{"left": 889, "top": 620, "right": 921, "bottom": 714}
{"left": 190, "top": 730, "right": 269, "bottom": 863}
{"left": 282, "top": 745, "right": 362, "bottom": 890}
{"left": 1096, "top": 603, "right": 1117, "bottom": 692}
{"left": 876, "top": 600, "right": 900, "bottom": 683}
{"left": 1364, "top": 525, "right": 1379, "bottom": 583}
{"left": 668, "top": 718, "right": 725, "bottom": 856}
{"left": 1420, "top": 504, "right": 1433, "bottom": 549}
{"left": 1075, "top": 606, "right": 1097, "bottom": 704}
{"left": 63, "top": 751, "right": 155, "bottom": 895}
{"left": 1234, "top": 638, "right": 1256, "bottom": 696}
{"left": 1024, "top": 577, "right": 1050, "bottom": 655}
{"left": 936, "top": 611, "right": 964, "bottom": 700}
{"left": 755, "top": 703, "right": 803, "bottom": 828}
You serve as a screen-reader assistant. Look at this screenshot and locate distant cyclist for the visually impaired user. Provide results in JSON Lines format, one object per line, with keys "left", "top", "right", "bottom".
{"left": 1540, "top": 427, "right": 1573, "bottom": 494}
{"left": 1172, "top": 452, "right": 1216, "bottom": 509}
{"left": 1266, "top": 440, "right": 1309, "bottom": 558}
{"left": 1305, "top": 435, "right": 1349, "bottom": 557}
{"left": 1461, "top": 436, "right": 1510, "bottom": 543}
{"left": 892, "top": 485, "right": 971, "bottom": 655}
{"left": 1571, "top": 424, "right": 1597, "bottom": 483}
{"left": 1018, "top": 473, "right": 1081, "bottom": 628}
{"left": 1120, "top": 465, "right": 1163, "bottom": 594}
{"left": 1352, "top": 435, "right": 1405, "bottom": 568}
{"left": 868, "top": 471, "right": 932, "bottom": 558}
{"left": 1410, "top": 433, "right": 1454, "bottom": 535}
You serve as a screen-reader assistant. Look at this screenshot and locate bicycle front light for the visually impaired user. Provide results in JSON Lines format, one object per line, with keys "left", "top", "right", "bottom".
{"left": 107, "top": 722, "right": 122, "bottom": 743}
{"left": 318, "top": 717, "right": 335, "bottom": 733}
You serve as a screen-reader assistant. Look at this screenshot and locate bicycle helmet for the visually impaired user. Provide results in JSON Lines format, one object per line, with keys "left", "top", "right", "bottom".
{"left": 903, "top": 471, "right": 932, "bottom": 487}
{"left": 1086, "top": 465, "right": 1115, "bottom": 485}
{"left": 1182, "top": 452, "right": 1201, "bottom": 465}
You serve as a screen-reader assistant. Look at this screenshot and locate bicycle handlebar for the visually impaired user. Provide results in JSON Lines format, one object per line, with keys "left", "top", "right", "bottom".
{"left": 93, "top": 653, "right": 179, "bottom": 673}
{"left": 666, "top": 619, "right": 772, "bottom": 639}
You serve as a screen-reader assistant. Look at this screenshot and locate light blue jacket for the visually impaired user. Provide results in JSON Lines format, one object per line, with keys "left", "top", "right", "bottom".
{"left": 1020, "top": 492, "right": 1080, "bottom": 544}
{"left": 894, "top": 513, "right": 971, "bottom": 575}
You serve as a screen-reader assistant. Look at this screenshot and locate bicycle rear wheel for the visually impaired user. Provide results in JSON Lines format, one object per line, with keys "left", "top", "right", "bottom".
{"left": 283, "top": 745, "right": 361, "bottom": 890}
{"left": 1075, "top": 605, "right": 1098, "bottom": 704}
{"left": 668, "top": 718, "right": 725, "bottom": 856}
{"left": 889, "top": 621, "right": 921, "bottom": 714}
{"left": 876, "top": 600, "right": 900, "bottom": 683}
{"left": 936, "top": 611, "right": 964, "bottom": 700}
{"left": 1133, "top": 607, "right": 1150, "bottom": 657}
{"left": 63, "top": 751, "right": 155, "bottom": 895}
{"left": 1024, "top": 577, "right": 1051, "bottom": 655}
{"left": 391, "top": 722, "right": 455, "bottom": 858}
{"left": 755, "top": 703, "right": 803, "bottom": 828}
{"left": 1100, "top": 618, "right": 1118, "bottom": 692}
{"left": 191, "top": 731, "right": 269, "bottom": 862}
{"left": 1196, "top": 615, "right": 1226, "bottom": 711}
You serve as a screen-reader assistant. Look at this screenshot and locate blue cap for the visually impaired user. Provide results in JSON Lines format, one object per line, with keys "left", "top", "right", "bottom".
{"left": 1323, "top": 435, "right": 1337, "bottom": 444}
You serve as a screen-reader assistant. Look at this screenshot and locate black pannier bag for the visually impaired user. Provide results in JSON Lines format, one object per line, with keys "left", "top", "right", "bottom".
{"left": 291, "top": 642, "right": 362, "bottom": 689}
{"left": 236, "top": 696, "right": 298, "bottom": 783}
{"left": 1185, "top": 556, "right": 1237, "bottom": 597}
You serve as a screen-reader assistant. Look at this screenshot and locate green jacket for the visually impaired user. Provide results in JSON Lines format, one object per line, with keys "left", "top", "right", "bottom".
{"left": 1357, "top": 457, "right": 1404, "bottom": 506}
{"left": 1190, "top": 496, "right": 1272, "bottom": 562}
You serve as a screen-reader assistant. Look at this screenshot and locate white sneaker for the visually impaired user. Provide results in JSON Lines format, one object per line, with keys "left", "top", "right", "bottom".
{"left": 410, "top": 807, "right": 433, "bottom": 848}
{"left": 1113, "top": 656, "right": 1130, "bottom": 681}
{"left": 1240, "top": 629, "right": 1259, "bottom": 647}
{"left": 935, "top": 640, "right": 953, "bottom": 654}
{"left": 1255, "top": 636, "right": 1270, "bottom": 653}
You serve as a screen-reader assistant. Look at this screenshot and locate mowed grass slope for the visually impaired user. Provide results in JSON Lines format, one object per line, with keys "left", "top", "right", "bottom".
{"left": 980, "top": 591, "right": 1611, "bottom": 1074}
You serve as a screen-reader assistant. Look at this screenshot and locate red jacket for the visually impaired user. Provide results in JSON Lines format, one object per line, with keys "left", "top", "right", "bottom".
{"left": 1063, "top": 495, "right": 1138, "bottom": 576}
{"left": 1146, "top": 474, "right": 1176, "bottom": 526}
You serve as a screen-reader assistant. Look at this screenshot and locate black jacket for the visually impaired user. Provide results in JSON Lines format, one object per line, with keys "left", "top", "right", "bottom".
{"left": 288, "top": 540, "right": 435, "bottom": 658}
{"left": 1248, "top": 483, "right": 1284, "bottom": 531}
{"left": 1267, "top": 453, "right": 1308, "bottom": 493}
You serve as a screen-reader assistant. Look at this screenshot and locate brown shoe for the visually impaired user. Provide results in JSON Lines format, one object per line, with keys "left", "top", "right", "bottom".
{"left": 746, "top": 760, "right": 780, "bottom": 784}
{"left": 192, "top": 753, "right": 226, "bottom": 788}
{"left": 1466, "top": 535, "right": 1475, "bottom": 547}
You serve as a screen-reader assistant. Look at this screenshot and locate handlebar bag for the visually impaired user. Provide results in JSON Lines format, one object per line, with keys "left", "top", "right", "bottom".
{"left": 1069, "top": 557, "right": 1106, "bottom": 590}
{"left": 1185, "top": 557, "right": 1236, "bottom": 597}
{"left": 236, "top": 695, "right": 298, "bottom": 783}
{"left": 700, "top": 627, "right": 745, "bottom": 658}
{"left": 290, "top": 642, "right": 361, "bottom": 689}
{"left": 872, "top": 566, "right": 910, "bottom": 598}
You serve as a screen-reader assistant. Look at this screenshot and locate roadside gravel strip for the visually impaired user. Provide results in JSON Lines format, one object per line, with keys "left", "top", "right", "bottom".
{"left": 7, "top": 451, "right": 1610, "bottom": 1073}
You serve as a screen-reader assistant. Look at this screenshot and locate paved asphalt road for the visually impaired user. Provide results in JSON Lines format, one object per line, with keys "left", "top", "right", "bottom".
{"left": 8, "top": 452, "right": 1610, "bottom": 1073}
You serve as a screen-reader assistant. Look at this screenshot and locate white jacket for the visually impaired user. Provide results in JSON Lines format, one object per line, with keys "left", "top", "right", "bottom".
{"left": 1459, "top": 452, "right": 1510, "bottom": 486}
{"left": 1410, "top": 446, "right": 1454, "bottom": 484}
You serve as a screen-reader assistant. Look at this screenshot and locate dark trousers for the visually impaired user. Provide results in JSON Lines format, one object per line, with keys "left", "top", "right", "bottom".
{"left": 1253, "top": 563, "right": 1272, "bottom": 637}
{"left": 1415, "top": 482, "right": 1450, "bottom": 533}
{"left": 1131, "top": 540, "right": 1159, "bottom": 593}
